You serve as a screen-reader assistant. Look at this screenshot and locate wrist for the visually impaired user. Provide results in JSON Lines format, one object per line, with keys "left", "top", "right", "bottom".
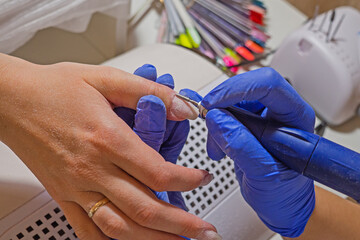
{"left": 0, "top": 54, "right": 12, "bottom": 141}
{"left": 0, "top": 54, "right": 35, "bottom": 142}
{"left": 0, "top": 53, "right": 11, "bottom": 86}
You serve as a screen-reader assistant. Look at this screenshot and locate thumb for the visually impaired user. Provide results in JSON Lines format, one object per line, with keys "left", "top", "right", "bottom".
{"left": 79, "top": 64, "right": 198, "bottom": 121}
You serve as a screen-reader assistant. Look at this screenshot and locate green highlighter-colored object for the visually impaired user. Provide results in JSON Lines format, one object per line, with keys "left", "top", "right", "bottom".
{"left": 178, "top": 33, "right": 193, "bottom": 49}
{"left": 173, "top": 0, "right": 201, "bottom": 48}
{"left": 186, "top": 27, "right": 201, "bottom": 48}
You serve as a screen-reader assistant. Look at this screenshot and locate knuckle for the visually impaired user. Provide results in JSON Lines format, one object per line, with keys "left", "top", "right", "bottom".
{"left": 57, "top": 61, "right": 73, "bottom": 67}
{"left": 308, "top": 107, "right": 316, "bottom": 124}
{"left": 96, "top": 65, "right": 117, "bottom": 83}
{"left": 174, "top": 215, "right": 205, "bottom": 238}
{"left": 50, "top": 62, "right": 77, "bottom": 75}
{"left": 178, "top": 221, "right": 198, "bottom": 237}
{"left": 261, "top": 67, "right": 280, "bottom": 80}
{"left": 149, "top": 168, "right": 172, "bottom": 191}
{"left": 100, "top": 219, "right": 126, "bottom": 238}
{"left": 82, "top": 124, "right": 122, "bottom": 154}
{"left": 261, "top": 67, "right": 284, "bottom": 88}
{"left": 82, "top": 128, "right": 105, "bottom": 150}
{"left": 132, "top": 204, "right": 159, "bottom": 226}
{"left": 66, "top": 157, "right": 96, "bottom": 184}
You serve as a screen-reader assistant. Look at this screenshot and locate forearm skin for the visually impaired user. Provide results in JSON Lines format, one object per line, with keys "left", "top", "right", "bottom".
{"left": 284, "top": 186, "right": 360, "bottom": 240}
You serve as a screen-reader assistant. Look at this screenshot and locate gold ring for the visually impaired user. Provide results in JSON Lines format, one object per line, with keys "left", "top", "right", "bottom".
{"left": 88, "top": 198, "right": 110, "bottom": 218}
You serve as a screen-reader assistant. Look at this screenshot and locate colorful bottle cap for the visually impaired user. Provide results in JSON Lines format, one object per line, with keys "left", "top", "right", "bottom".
{"left": 235, "top": 46, "right": 255, "bottom": 61}
{"left": 223, "top": 56, "right": 239, "bottom": 73}
{"left": 179, "top": 33, "right": 193, "bottom": 49}
{"left": 251, "top": 28, "right": 270, "bottom": 43}
{"left": 245, "top": 40, "right": 264, "bottom": 54}
{"left": 224, "top": 48, "right": 241, "bottom": 63}
{"left": 249, "top": 5, "right": 265, "bottom": 25}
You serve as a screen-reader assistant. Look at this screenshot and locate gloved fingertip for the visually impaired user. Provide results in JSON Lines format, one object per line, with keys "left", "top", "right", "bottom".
{"left": 137, "top": 95, "right": 166, "bottom": 112}
{"left": 207, "top": 133, "right": 226, "bottom": 161}
{"left": 157, "top": 73, "right": 175, "bottom": 89}
{"left": 134, "top": 64, "right": 157, "bottom": 81}
{"left": 179, "top": 88, "right": 203, "bottom": 102}
{"left": 135, "top": 95, "right": 166, "bottom": 131}
{"left": 134, "top": 95, "right": 166, "bottom": 151}
{"left": 141, "top": 63, "right": 156, "bottom": 69}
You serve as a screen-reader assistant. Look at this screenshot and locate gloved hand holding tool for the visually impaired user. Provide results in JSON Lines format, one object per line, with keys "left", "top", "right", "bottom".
{"left": 179, "top": 67, "right": 360, "bottom": 238}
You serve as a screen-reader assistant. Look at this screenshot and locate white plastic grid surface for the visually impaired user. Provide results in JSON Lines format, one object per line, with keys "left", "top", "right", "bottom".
{"left": 1, "top": 197, "right": 77, "bottom": 240}
{"left": 178, "top": 119, "right": 238, "bottom": 218}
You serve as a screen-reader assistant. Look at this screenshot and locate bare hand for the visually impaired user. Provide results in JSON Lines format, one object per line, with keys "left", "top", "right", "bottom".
{"left": 0, "top": 54, "right": 217, "bottom": 240}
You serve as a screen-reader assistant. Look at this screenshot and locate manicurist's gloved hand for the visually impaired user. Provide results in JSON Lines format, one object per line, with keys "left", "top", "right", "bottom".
{"left": 115, "top": 64, "right": 192, "bottom": 211}
{"left": 202, "top": 68, "right": 316, "bottom": 238}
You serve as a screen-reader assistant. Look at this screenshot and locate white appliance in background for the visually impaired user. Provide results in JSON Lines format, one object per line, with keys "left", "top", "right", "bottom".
{"left": 270, "top": 7, "right": 360, "bottom": 126}
{"left": 0, "top": 44, "right": 273, "bottom": 240}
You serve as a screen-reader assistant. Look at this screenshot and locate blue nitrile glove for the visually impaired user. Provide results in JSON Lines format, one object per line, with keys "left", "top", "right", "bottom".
{"left": 189, "top": 68, "right": 315, "bottom": 237}
{"left": 114, "top": 64, "right": 190, "bottom": 240}
{"left": 115, "top": 64, "right": 189, "bottom": 210}
{"left": 133, "top": 95, "right": 189, "bottom": 240}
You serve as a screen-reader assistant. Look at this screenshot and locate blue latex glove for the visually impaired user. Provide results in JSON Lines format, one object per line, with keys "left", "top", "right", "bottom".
{"left": 115, "top": 64, "right": 190, "bottom": 240}
{"left": 133, "top": 95, "right": 190, "bottom": 240}
{"left": 188, "top": 68, "right": 315, "bottom": 237}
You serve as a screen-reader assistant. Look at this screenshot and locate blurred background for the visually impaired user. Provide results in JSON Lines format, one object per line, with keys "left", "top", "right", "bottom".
{"left": 287, "top": 0, "right": 360, "bottom": 17}
{"left": 9, "top": 0, "right": 360, "bottom": 65}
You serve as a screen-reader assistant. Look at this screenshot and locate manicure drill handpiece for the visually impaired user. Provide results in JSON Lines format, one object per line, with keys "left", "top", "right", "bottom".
{"left": 175, "top": 93, "right": 360, "bottom": 201}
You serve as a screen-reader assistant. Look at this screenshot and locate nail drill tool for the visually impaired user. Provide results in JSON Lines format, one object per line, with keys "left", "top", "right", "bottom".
{"left": 176, "top": 93, "right": 360, "bottom": 201}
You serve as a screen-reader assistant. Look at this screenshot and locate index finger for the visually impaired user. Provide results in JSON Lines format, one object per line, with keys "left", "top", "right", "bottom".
{"left": 78, "top": 64, "right": 198, "bottom": 121}
{"left": 202, "top": 67, "right": 315, "bottom": 131}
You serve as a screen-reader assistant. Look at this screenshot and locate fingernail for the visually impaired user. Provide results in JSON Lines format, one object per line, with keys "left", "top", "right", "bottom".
{"left": 169, "top": 96, "right": 198, "bottom": 120}
{"left": 200, "top": 173, "right": 214, "bottom": 187}
{"left": 196, "top": 230, "right": 222, "bottom": 240}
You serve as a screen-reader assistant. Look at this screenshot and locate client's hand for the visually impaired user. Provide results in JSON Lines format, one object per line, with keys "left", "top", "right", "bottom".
{"left": 0, "top": 55, "right": 217, "bottom": 240}
{"left": 184, "top": 68, "right": 316, "bottom": 238}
